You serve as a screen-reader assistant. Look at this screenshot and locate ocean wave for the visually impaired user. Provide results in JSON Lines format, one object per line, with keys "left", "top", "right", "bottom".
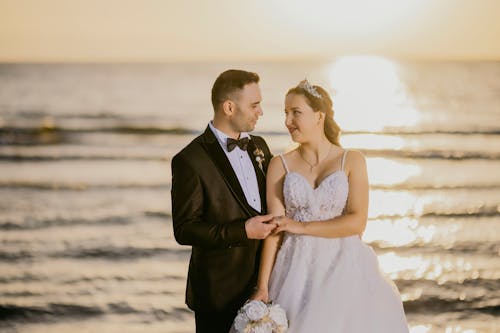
{"left": 0, "top": 207, "right": 495, "bottom": 233}
{"left": 0, "top": 273, "right": 184, "bottom": 286}
{"left": 0, "top": 291, "right": 43, "bottom": 297}
{"left": 348, "top": 129, "right": 500, "bottom": 135}
{"left": 0, "top": 216, "right": 134, "bottom": 230}
{"left": 372, "top": 204, "right": 500, "bottom": 219}
{"left": 0, "top": 246, "right": 189, "bottom": 263}
{"left": 1, "top": 149, "right": 499, "bottom": 161}
{"left": 0, "top": 303, "right": 104, "bottom": 321}
{"left": 371, "top": 183, "right": 500, "bottom": 190}
{"left": 0, "top": 125, "right": 197, "bottom": 145}
{"left": 2, "top": 180, "right": 500, "bottom": 192}
{"left": 0, "top": 251, "right": 34, "bottom": 262}
{"left": 144, "top": 211, "right": 171, "bottom": 218}
{"left": 402, "top": 296, "right": 500, "bottom": 314}
{"left": 0, "top": 211, "right": 171, "bottom": 231}
{"left": 359, "top": 149, "right": 500, "bottom": 160}
{"left": 0, "top": 121, "right": 201, "bottom": 139}
{"left": 0, "top": 274, "right": 43, "bottom": 284}
{"left": 1, "top": 236, "right": 497, "bottom": 264}
{"left": 49, "top": 246, "right": 190, "bottom": 260}
{"left": 0, "top": 154, "right": 167, "bottom": 161}
{"left": 0, "top": 205, "right": 496, "bottom": 234}
{"left": 0, "top": 302, "right": 192, "bottom": 322}
{"left": 60, "top": 274, "right": 184, "bottom": 285}
{"left": 420, "top": 206, "right": 500, "bottom": 218}
{"left": 372, "top": 240, "right": 500, "bottom": 256}
{"left": 396, "top": 278, "right": 500, "bottom": 314}
{"left": 1, "top": 125, "right": 500, "bottom": 139}
{"left": 1, "top": 241, "right": 496, "bottom": 264}
{"left": 395, "top": 278, "right": 500, "bottom": 292}
{"left": 0, "top": 297, "right": 497, "bottom": 323}
{"left": 0, "top": 181, "right": 169, "bottom": 190}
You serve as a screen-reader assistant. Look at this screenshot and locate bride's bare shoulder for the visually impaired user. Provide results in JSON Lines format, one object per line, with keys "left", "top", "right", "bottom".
{"left": 268, "top": 149, "right": 298, "bottom": 176}
{"left": 343, "top": 149, "right": 367, "bottom": 173}
{"left": 267, "top": 155, "right": 286, "bottom": 171}
{"left": 344, "top": 149, "right": 366, "bottom": 161}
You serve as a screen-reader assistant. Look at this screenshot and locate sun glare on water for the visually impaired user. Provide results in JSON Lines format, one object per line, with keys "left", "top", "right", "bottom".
{"left": 329, "top": 55, "right": 421, "bottom": 132}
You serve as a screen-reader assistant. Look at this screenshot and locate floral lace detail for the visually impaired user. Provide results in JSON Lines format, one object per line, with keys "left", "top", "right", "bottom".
{"left": 283, "top": 171, "right": 348, "bottom": 223}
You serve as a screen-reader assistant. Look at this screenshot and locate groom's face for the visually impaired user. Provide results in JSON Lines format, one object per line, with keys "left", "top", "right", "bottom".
{"left": 229, "top": 82, "right": 263, "bottom": 133}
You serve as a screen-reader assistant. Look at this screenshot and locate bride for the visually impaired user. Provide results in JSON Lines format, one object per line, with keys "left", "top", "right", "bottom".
{"left": 250, "top": 80, "right": 409, "bottom": 332}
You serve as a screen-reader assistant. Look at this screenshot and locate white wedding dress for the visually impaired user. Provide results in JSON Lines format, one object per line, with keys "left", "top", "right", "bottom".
{"left": 268, "top": 151, "right": 409, "bottom": 332}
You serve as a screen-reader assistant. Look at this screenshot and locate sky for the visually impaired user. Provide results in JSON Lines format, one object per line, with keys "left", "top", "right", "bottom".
{"left": 1, "top": 0, "right": 500, "bottom": 62}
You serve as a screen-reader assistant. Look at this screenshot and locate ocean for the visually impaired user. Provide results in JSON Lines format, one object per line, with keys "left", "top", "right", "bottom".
{"left": 0, "top": 58, "right": 499, "bottom": 332}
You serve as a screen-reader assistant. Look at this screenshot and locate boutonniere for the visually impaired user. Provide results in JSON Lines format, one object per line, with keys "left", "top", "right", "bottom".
{"left": 252, "top": 147, "right": 265, "bottom": 172}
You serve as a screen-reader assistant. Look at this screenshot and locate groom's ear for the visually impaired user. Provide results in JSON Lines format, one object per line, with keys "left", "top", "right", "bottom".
{"left": 222, "top": 100, "right": 234, "bottom": 116}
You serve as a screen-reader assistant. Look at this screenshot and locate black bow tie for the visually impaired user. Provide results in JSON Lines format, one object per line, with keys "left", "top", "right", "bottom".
{"left": 227, "top": 137, "right": 249, "bottom": 152}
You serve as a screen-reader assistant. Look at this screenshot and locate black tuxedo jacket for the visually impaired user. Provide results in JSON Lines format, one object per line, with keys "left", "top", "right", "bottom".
{"left": 171, "top": 126, "right": 272, "bottom": 312}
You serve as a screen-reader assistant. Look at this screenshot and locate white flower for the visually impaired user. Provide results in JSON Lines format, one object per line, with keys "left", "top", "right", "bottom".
{"left": 232, "top": 300, "right": 288, "bottom": 333}
{"left": 234, "top": 312, "right": 249, "bottom": 332}
{"left": 249, "top": 321, "right": 273, "bottom": 333}
{"left": 243, "top": 300, "right": 269, "bottom": 321}
{"left": 268, "top": 305, "right": 288, "bottom": 328}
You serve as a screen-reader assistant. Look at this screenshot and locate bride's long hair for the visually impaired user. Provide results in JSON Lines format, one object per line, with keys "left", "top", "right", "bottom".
{"left": 287, "top": 83, "right": 342, "bottom": 146}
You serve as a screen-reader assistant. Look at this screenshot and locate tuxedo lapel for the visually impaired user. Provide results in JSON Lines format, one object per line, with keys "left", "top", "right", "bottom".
{"left": 201, "top": 126, "right": 253, "bottom": 216}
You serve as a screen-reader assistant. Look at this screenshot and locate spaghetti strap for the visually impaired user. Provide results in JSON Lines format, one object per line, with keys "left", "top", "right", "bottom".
{"left": 340, "top": 150, "right": 349, "bottom": 172}
{"left": 279, "top": 154, "right": 290, "bottom": 174}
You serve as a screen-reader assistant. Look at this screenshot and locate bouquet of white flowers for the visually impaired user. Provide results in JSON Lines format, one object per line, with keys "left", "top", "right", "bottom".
{"left": 231, "top": 300, "right": 288, "bottom": 333}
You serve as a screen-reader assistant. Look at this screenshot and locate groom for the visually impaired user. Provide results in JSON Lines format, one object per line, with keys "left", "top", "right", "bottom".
{"left": 171, "top": 69, "right": 275, "bottom": 333}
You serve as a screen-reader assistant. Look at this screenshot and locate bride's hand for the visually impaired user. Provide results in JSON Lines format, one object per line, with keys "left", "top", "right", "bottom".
{"left": 273, "top": 215, "right": 304, "bottom": 235}
{"left": 250, "top": 287, "right": 269, "bottom": 303}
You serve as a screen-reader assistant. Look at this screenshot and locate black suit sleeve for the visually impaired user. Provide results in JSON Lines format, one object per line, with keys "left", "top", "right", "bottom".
{"left": 171, "top": 153, "right": 248, "bottom": 249}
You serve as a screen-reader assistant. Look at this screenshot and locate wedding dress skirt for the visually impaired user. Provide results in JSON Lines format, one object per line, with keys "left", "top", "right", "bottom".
{"left": 268, "top": 154, "right": 409, "bottom": 332}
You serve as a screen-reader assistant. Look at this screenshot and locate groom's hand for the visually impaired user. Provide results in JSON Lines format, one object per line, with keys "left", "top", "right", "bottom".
{"left": 245, "top": 214, "right": 276, "bottom": 239}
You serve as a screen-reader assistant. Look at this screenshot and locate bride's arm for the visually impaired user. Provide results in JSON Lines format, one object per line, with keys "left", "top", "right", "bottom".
{"left": 251, "top": 156, "right": 286, "bottom": 301}
{"left": 275, "top": 150, "right": 369, "bottom": 238}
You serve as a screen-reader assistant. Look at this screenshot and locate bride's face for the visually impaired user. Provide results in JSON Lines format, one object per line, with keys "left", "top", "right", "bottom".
{"left": 284, "top": 93, "right": 322, "bottom": 143}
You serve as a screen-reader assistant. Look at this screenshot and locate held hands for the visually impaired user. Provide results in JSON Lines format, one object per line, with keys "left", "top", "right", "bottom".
{"left": 245, "top": 214, "right": 277, "bottom": 239}
{"left": 273, "top": 215, "right": 304, "bottom": 235}
{"left": 245, "top": 214, "right": 303, "bottom": 239}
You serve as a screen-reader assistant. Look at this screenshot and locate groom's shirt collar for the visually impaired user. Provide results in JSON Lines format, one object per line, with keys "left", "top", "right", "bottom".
{"left": 208, "top": 121, "right": 250, "bottom": 153}
{"left": 207, "top": 121, "right": 262, "bottom": 213}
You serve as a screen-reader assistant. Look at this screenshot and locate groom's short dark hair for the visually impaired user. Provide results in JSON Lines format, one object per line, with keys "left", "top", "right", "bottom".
{"left": 211, "top": 69, "right": 260, "bottom": 112}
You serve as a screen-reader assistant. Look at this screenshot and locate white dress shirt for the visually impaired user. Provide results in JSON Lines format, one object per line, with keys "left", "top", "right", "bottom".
{"left": 209, "top": 122, "right": 262, "bottom": 212}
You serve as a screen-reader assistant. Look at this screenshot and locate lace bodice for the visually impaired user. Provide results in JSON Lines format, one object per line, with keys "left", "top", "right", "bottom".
{"left": 280, "top": 151, "right": 349, "bottom": 223}
{"left": 284, "top": 171, "right": 348, "bottom": 222}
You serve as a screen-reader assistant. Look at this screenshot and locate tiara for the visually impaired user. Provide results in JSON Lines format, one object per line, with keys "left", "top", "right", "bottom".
{"left": 298, "top": 79, "right": 322, "bottom": 99}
